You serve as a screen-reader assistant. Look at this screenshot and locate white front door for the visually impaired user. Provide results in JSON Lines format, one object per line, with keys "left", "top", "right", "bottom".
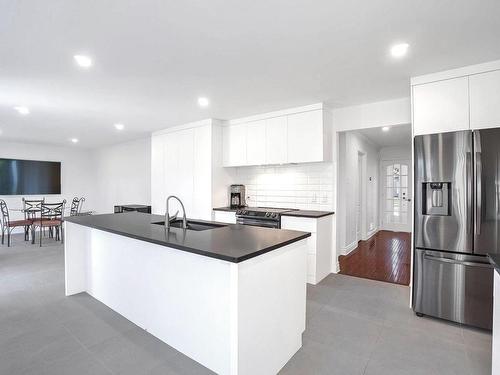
{"left": 381, "top": 160, "right": 412, "bottom": 232}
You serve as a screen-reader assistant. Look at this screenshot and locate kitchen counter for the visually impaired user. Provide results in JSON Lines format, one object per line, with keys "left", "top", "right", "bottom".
{"left": 64, "top": 211, "right": 309, "bottom": 374}
{"left": 212, "top": 206, "right": 335, "bottom": 218}
{"left": 281, "top": 210, "right": 335, "bottom": 218}
{"left": 488, "top": 254, "right": 500, "bottom": 274}
{"left": 65, "top": 211, "right": 310, "bottom": 263}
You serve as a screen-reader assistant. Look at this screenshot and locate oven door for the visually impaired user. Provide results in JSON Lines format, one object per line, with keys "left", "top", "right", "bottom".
{"left": 236, "top": 217, "right": 280, "bottom": 229}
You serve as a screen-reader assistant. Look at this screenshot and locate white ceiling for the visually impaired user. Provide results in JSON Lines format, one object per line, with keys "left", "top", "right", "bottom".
{"left": 355, "top": 124, "right": 412, "bottom": 148}
{"left": 1, "top": 0, "right": 500, "bottom": 148}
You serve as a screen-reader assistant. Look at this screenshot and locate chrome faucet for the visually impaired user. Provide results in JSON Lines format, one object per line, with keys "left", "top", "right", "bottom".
{"left": 165, "top": 196, "right": 187, "bottom": 230}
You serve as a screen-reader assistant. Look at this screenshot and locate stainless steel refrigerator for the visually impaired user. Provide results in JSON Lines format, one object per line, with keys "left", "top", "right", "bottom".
{"left": 413, "top": 129, "right": 500, "bottom": 330}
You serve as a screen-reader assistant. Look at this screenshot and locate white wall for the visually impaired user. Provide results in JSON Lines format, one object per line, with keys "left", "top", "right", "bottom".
{"left": 229, "top": 163, "right": 334, "bottom": 211}
{"left": 337, "top": 132, "right": 380, "bottom": 257}
{"left": 93, "top": 138, "right": 151, "bottom": 213}
{"left": 379, "top": 145, "right": 411, "bottom": 161}
{"left": 0, "top": 140, "right": 96, "bottom": 222}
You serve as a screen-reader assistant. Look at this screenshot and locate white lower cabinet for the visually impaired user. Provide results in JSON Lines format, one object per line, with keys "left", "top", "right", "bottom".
{"left": 212, "top": 210, "right": 236, "bottom": 224}
{"left": 281, "top": 215, "right": 333, "bottom": 285}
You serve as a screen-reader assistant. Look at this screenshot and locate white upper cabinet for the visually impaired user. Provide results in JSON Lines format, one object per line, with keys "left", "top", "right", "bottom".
{"left": 246, "top": 120, "right": 267, "bottom": 165}
{"left": 470, "top": 70, "right": 500, "bottom": 129}
{"left": 265, "top": 116, "right": 287, "bottom": 165}
{"left": 151, "top": 120, "right": 229, "bottom": 220}
{"left": 287, "top": 110, "right": 324, "bottom": 163}
{"left": 151, "top": 134, "right": 166, "bottom": 214}
{"left": 413, "top": 77, "right": 470, "bottom": 136}
{"left": 222, "top": 104, "right": 330, "bottom": 167}
{"left": 222, "top": 124, "right": 247, "bottom": 167}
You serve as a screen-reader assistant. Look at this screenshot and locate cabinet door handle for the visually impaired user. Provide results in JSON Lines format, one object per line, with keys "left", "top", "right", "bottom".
{"left": 424, "top": 254, "right": 491, "bottom": 268}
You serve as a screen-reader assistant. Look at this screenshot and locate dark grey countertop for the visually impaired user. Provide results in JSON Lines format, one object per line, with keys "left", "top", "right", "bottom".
{"left": 213, "top": 206, "right": 239, "bottom": 212}
{"left": 487, "top": 254, "right": 500, "bottom": 274}
{"left": 281, "top": 210, "right": 335, "bottom": 218}
{"left": 212, "top": 207, "right": 335, "bottom": 218}
{"left": 65, "top": 212, "right": 311, "bottom": 263}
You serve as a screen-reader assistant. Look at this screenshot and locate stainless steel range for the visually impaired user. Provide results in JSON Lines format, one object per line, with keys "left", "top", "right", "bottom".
{"left": 235, "top": 207, "right": 295, "bottom": 229}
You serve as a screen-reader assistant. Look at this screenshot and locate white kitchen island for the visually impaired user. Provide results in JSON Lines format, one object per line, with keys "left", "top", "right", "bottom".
{"left": 64, "top": 212, "right": 310, "bottom": 375}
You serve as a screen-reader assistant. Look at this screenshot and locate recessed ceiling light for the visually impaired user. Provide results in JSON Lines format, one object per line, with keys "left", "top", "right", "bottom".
{"left": 198, "top": 97, "right": 209, "bottom": 107}
{"left": 70, "top": 138, "right": 79, "bottom": 143}
{"left": 114, "top": 123, "right": 125, "bottom": 130}
{"left": 382, "top": 126, "right": 390, "bottom": 132}
{"left": 13, "top": 106, "right": 30, "bottom": 115}
{"left": 73, "top": 55, "right": 93, "bottom": 68}
{"left": 390, "top": 43, "right": 409, "bottom": 58}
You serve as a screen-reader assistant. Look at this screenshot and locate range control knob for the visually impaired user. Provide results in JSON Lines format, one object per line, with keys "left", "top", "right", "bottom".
{"left": 236, "top": 210, "right": 241, "bottom": 215}
{"left": 265, "top": 212, "right": 271, "bottom": 217}
{"left": 242, "top": 210, "right": 248, "bottom": 215}
{"left": 271, "top": 213, "right": 277, "bottom": 218}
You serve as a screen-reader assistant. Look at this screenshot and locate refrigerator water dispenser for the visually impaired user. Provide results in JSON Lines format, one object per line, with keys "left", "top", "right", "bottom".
{"left": 423, "top": 182, "right": 450, "bottom": 216}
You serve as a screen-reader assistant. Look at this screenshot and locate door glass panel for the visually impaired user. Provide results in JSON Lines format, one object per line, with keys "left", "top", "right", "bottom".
{"left": 401, "top": 165, "right": 408, "bottom": 175}
{"left": 393, "top": 164, "right": 400, "bottom": 175}
{"left": 401, "top": 176, "right": 408, "bottom": 188}
{"left": 393, "top": 199, "right": 401, "bottom": 211}
{"left": 386, "top": 176, "right": 393, "bottom": 188}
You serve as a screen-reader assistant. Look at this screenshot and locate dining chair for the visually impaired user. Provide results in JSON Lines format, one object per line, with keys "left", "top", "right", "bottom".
{"left": 0, "top": 199, "right": 33, "bottom": 247}
{"left": 70, "top": 197, "right": 85, "bottom": 216}
{"left": 22, "top": 198, "right": 44, "bottom": 240}
{"left": 31, "top": 200, "right": 66, "bottom": 247}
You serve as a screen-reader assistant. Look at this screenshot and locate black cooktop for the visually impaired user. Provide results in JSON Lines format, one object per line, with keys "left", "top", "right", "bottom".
{"left": 243, "top": 207, "right": 298, "bottom": 214}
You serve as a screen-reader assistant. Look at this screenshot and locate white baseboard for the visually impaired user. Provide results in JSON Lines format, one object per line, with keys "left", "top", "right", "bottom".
{"left": 363, "top": 228, "right": 378, "bottom": 241}
{"left": 341, "top": 241, "right": 358, "bottom": 256}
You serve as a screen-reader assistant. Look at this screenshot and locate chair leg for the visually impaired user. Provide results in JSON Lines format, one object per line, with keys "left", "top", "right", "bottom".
{"left": 32, "top": 227, "right": 36, "bottom": 245}
{"left": 40, "top": 227, "right": 42, "bottom": 247}
{"left": 1, "top": 227, "right": 4, "bottom": 245}
{"left": 7, "top": 230, "right": 11, "bottom": 247}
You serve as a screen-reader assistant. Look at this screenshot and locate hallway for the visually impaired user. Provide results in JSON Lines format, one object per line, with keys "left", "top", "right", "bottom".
{"left": 338, "top": 231, "right": 411, "bottom": 285}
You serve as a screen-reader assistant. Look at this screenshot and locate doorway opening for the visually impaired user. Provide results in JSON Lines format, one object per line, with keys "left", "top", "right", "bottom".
{"left": 336, "top": 123, "right": 412, "bottom": 285}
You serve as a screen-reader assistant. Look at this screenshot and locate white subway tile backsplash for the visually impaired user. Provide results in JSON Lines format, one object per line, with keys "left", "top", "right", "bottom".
{"left": 233, "top": 162, "right": 335, "bottom": 210}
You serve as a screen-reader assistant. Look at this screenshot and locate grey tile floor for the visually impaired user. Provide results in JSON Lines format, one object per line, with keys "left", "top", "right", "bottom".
{"left": 0, "top": 234, "right": 492, "bottom": 374}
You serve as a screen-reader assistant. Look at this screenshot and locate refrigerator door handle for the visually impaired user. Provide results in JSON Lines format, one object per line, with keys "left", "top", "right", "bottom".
{"left": 466, "top": 151, "right": 472, "bottom": 236}
{"left": 474, "top": 130, "right": 482, "bottom": 235}
{"left": 423, "top": 254, "right": 491, "bottom": 268}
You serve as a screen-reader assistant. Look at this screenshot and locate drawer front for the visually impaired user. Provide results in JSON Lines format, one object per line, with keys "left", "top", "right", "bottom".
{"left": 413, "top": 249, "right": 493, "bottom": 329}
{"left": 213, "top": 211, "right": 236, "bottom": 224}
{"left": 281, "top": 216, "right": 317, "bottom": 233}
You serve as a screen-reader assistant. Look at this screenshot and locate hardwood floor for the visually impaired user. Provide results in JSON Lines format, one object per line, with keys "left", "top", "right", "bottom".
{"left": 338, "top": 230, "right": 411, "bottom": 285}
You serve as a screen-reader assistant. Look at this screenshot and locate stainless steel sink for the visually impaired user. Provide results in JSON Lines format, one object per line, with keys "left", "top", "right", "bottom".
{"left": 153, "top": 219, "right": 226, "bottom": 231}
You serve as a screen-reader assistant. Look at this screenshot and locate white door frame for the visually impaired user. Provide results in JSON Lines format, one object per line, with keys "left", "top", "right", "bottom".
{"left": 380, "top": 159, "right": 412, "bottom": 232}
{"left": 356, "top": 151, "right": 367, "bottom": 241}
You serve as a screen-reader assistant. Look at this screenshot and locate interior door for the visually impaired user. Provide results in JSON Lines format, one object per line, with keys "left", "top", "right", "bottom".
{"left": 381, "top": 160, "right": 412, "bottom": 232}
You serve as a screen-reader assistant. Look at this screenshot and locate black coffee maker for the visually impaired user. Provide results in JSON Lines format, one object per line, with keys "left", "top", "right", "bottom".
{"left": 229, "top": 184, "right": 246, "bottom": 208}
